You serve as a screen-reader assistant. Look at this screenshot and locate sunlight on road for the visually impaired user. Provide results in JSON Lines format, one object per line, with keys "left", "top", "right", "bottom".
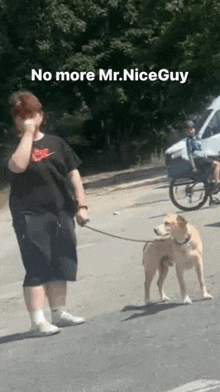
{"left": 166, "top": 379, "right": 220, "bottom": 392}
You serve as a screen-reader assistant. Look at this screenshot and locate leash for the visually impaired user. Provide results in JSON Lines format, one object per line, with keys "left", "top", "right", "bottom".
{"left": 80, "top": 219, "right": 150, "bottom": 243}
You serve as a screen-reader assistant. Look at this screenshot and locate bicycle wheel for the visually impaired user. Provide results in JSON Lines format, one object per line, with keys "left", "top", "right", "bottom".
{"left": 169, "top": 177, "right": 209, "bottom": 211}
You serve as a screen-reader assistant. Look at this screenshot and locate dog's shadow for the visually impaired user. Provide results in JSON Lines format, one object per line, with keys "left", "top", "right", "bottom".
{"left": 205, "top": 221, "right": 220, "bottom": 228}
{"left": 120, "top": 301, "right": 184, "bottom": 321}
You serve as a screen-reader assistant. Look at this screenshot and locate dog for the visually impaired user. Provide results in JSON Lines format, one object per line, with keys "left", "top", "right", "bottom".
{"left": 142, "top": 214, "right": 213, "bottom": 304}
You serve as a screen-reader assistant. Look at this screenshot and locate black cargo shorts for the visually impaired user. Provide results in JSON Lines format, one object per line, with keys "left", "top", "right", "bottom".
{"left": 13, "top": 210, "right": 78, "bottom": 286}
{"left": 194, "top": 156, "right": 214, "bottom": 172}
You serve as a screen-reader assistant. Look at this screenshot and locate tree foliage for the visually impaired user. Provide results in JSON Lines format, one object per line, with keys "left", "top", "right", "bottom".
{"left": 1, "top": 0, "right": 220, "bottom": 160}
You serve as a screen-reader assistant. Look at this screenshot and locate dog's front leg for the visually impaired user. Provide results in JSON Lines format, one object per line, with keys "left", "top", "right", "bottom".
{"left": 195, "top": 259, "right": 213, "bottom": 300}
{"left": 144, "top": 268, "right": 157, "bottom": 303}
{"left": 175, "top": 265, "right": 192, "bottom": 304}
{"left": 157, "top": 265, "right": 170, "bottom": 302}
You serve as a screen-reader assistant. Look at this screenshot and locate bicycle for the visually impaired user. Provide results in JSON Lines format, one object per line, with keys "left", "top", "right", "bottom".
{"left": 169, "top": 156, "right": 220, "bottom": 211}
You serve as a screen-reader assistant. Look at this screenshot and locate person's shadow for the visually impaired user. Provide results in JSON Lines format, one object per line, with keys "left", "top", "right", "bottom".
{"left": 0, "top": 330, "right": 48, "bottom": 344}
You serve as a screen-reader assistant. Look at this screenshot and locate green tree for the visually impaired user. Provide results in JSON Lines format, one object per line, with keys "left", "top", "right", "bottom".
{"left": 1, "top": 0, "right": 220, "bottom": 159}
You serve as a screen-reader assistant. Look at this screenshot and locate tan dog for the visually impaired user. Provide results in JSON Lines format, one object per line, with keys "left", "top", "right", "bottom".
{"left": 143, "top": 214, "right": 213, "bottom": 304}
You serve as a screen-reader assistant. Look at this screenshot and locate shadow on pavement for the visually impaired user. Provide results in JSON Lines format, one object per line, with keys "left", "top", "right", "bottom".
{"left": 0, "top": 331, "right": 48, "bottom": 345}
{"left": 204, "top": 221, "right": 220, "bottom": 228}
{"left": 121, "top": 301, "right": 184, "bottom": 321}
{"left": 128, "top": 198, "right": 169, "bottom": 209}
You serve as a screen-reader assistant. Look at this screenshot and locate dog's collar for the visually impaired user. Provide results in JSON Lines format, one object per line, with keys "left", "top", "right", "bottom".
{"left": 173, "top": 234, "right": 192, "bottom": 245}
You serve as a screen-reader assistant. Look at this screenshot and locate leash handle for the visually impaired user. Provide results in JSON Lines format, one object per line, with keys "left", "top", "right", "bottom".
{"left": 79, "top": 218, "right": 90, "bottom": 227}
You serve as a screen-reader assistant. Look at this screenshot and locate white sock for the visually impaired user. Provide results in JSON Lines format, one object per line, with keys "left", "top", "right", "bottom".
{"left": 51, "top": 307, "right": 64, "bottom": 319}
{"left": 30, "top": 308, "right": 47, "bottom": 328}
{"left": 51, "top": 307, "right": 64, "bottom": 313}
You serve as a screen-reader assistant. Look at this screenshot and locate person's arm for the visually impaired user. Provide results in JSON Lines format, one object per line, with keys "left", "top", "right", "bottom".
{"left": 68, "top": 169, "right": 88, "bottom": 225}
{"left": 188, "top": 151, "right": 197, "bottom": 171}
{"left": 8, "top": 127, "right": 35, "bottom": 173}
{"left": 186, "top": 138, "right": 197, "bottom": 171}
{"left": 8, "top": 115, "right": 41, "bottom": 173}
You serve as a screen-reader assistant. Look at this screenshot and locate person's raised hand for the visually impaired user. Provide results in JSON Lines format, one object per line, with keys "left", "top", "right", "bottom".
{"left": 15, "top": 112, "right": 43, "bottom": 134}
{"left": 24, "top": 113, "right": 43, "bottom": 132}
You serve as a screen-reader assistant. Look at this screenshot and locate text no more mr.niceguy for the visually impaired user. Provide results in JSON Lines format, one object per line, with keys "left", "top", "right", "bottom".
{"left": 31, "top": 68, "right": 189, "bottom": 84}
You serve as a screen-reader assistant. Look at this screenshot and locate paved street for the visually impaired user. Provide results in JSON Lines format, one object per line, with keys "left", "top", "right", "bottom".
{"left": 1, "top": 175, "right": 220, "bottom": 391}
{"left": 1, "top": 296, "right": 220, "bottom": 392}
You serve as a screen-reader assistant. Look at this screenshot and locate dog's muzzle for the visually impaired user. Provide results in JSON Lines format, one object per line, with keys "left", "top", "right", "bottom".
{"left": 154, "top": 228, "right": 170, "bottom": 237}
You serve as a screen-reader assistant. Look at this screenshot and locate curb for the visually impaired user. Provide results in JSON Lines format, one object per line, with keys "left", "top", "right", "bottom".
{"left": 113, "top": 175, "right": 168, "bottom": 191}
{"left": 0, "top": 170, "right": 169, "bottom": 211}
{"left": 83, "top": 166, "right": 168, "bottom": 192}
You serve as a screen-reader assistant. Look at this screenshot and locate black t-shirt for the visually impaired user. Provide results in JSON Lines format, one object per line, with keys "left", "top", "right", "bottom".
{"left": 8, "top": 134, "right": 82, "bottom": 219}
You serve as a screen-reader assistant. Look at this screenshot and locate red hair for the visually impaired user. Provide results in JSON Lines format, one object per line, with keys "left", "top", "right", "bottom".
{"left": 11, "top": 91, "right": 43, "bottom": 119}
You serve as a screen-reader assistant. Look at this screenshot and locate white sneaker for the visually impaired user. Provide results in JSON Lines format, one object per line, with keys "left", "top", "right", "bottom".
{"left": 30, "top": 321, "right": 61, "bottom": 337}
{"left": 52, "top": 311, "right": 85, "bottom": 327}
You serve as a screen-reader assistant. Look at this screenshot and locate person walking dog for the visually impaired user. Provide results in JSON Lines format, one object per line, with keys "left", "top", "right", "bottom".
{"left": 7, "top": 91, "right": 88, "bottom": 336}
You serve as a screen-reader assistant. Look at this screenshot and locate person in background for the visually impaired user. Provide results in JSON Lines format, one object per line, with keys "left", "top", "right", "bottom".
{"left": 184, "top": 120, "right": 220, "bottom": 188}
{"left": 7, "top": 91, "right": 88, "bottom": 336}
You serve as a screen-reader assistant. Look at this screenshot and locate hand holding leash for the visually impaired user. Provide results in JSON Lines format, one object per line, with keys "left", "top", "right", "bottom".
{"left": 78, "top": 219, "right": 90, "bottom": 227}
{"left": 75, "top": 205, "right": 88, "bottom": 227}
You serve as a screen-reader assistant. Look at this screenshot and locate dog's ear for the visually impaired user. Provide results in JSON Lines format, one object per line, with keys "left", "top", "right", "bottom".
{"left": 177, "top": 215, "right": 188, "bottom": 227}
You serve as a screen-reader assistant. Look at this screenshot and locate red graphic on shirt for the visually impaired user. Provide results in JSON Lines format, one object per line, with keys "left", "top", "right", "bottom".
{"left": 31, "top": 148, "right": 54, "bottom": 162}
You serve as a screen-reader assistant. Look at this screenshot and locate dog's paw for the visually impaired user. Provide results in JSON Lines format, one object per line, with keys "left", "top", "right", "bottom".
{"left": 203, "top": 293, "right": 213, "bottom": 300}
{"left": 145, "top": 299, "right": 153, "bottom": 305}
{"left": 183, "top": 295, "right": 192, "bottom": 305}
{"left": 161, "top": 294, "right": 171, "bottom": 302}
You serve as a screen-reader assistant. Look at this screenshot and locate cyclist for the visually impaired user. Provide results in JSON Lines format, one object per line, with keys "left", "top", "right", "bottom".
{"left": 183, "top": 120, "right": 220, "bottom": 189}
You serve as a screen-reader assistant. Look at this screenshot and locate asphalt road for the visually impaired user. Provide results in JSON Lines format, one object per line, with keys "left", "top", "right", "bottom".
{"left": 1, "top": 178, "right": 220, "bottom": 391}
